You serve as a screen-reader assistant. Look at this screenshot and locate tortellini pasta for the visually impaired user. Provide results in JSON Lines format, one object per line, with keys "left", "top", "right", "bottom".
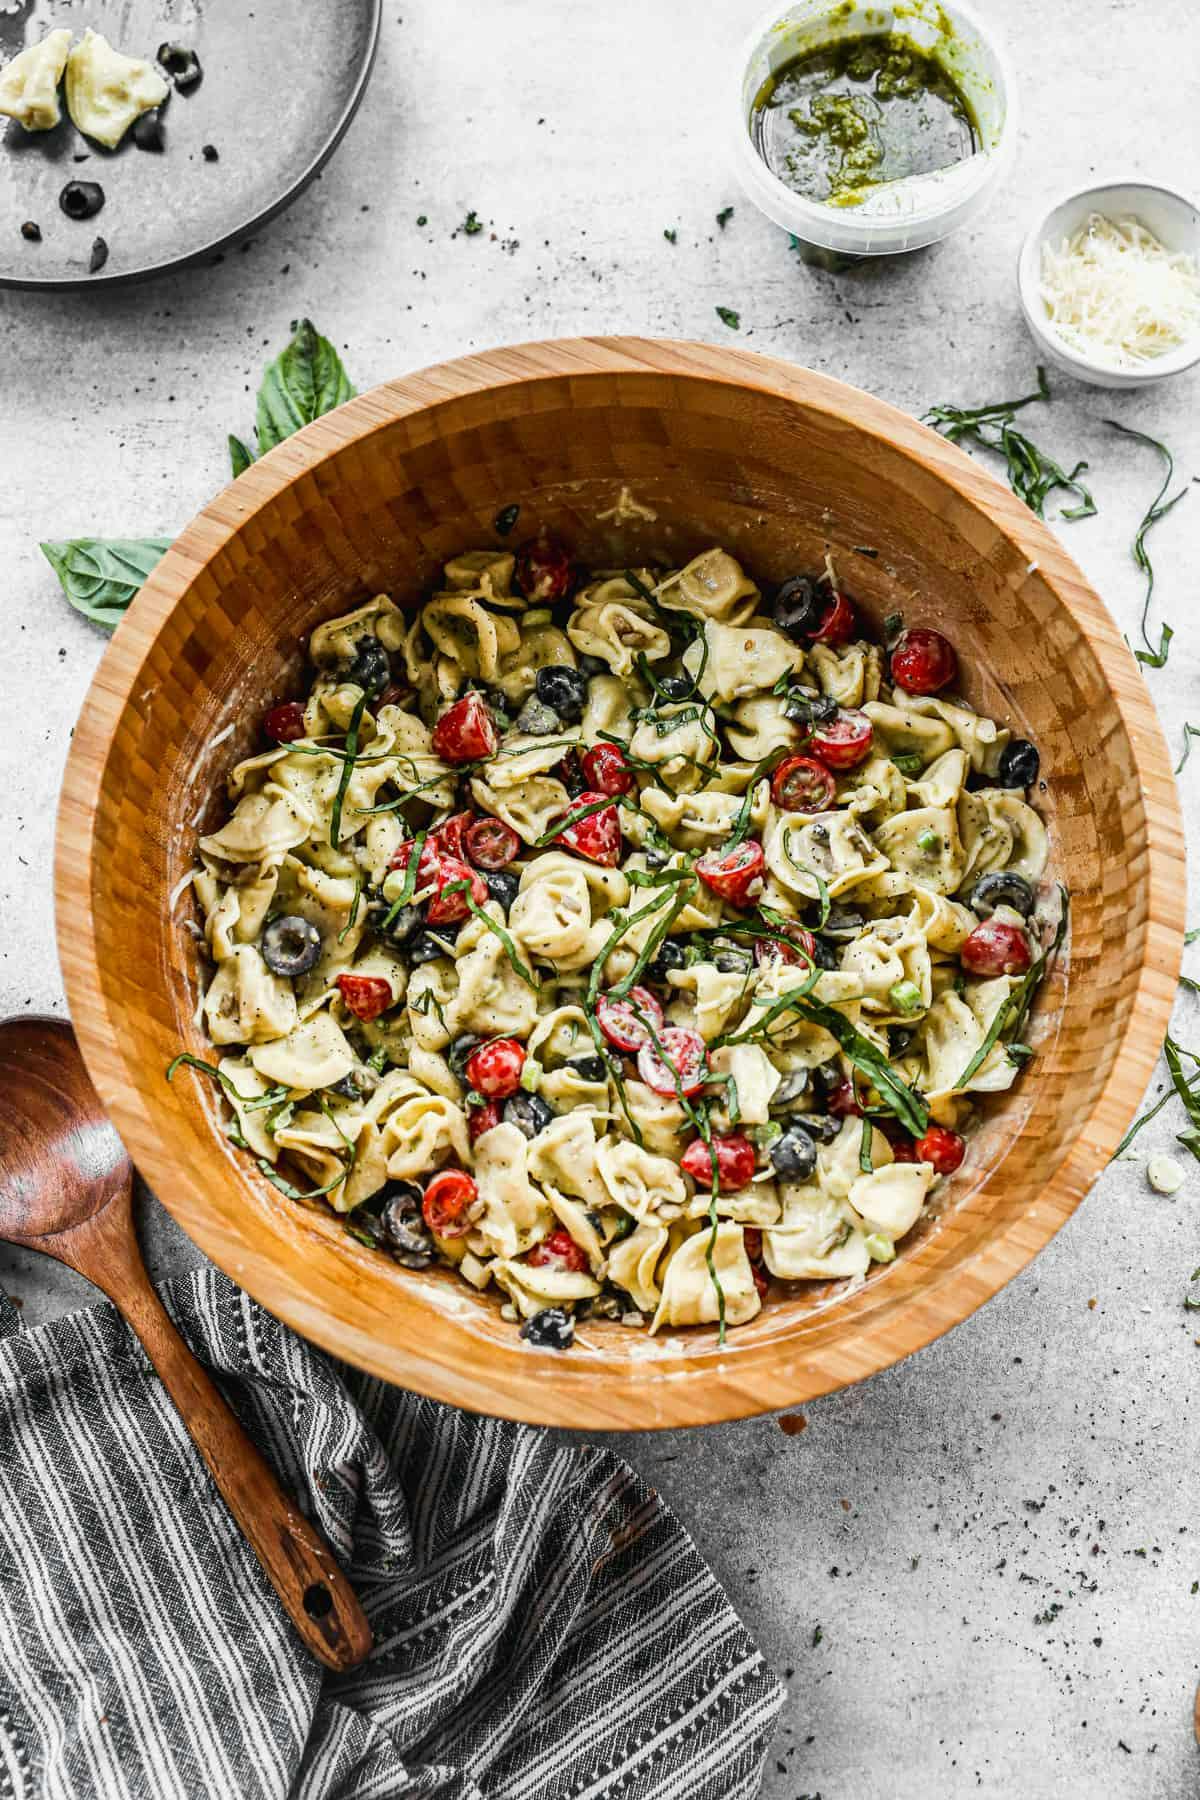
{"left": 183, "top": 543, "right": 1061, "bottom": 1350}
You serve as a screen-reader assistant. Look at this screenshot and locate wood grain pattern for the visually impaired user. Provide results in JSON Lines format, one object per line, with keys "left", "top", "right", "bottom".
{"left": 0, "top": 1016, "right": 372, "bottom": 1668}
{"left": 54, "top": 337, "right": 1185, "bottom": 1429}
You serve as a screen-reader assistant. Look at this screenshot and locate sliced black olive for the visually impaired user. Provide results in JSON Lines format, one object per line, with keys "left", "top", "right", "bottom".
{"left": 367, "top": 899, "right": 423, "bottom": 946}
{"left": 656, "top": 673, "right": 696, "bottom": 701}
{"left": 380, "top": 1182, "right": 434, "bottom": 1268}
{"left": 889, "top": 1026, "right": 915, "bottom": 1056}
{"left": 20, "top": 221, "right": 41, "bottom": 243}
{"left": 769, "top": 1069, "right": 811, "bottom": 1113}
{"left": 793, "top": 1111, "right": 842, "bottom": 1144}
{"left": 713, "top": 940, "right": 753, "bottom": 975}
{"left": 344, "top": 635, "right": 390, "bottom": 697}
{"left": 769, "top": 1126, "right": 818, "bottom": 1181}
{"left": 132, "top": 111, "right": 165, "bottom": 152}
{"left": 408, "top": 924, "right": 460, "bottom": 964}
{"left": 520, "top": 1306, "right": 574, "bottom": 1349}
{"left": 535, "top": 665, "right": 587, "bottom": 722}
{"left": 60, "top": 181, "right": 105, "bottom": 221}
{"left": 646, "top": 938, "right": 687, "bottom": 984}
{"left": 772, "top": 574, "right": 823, "bottom": 639}
{"left": 482, "top": 869, "right": 520, "bottom": 912}
{"left": 784, "top": 690, "right": 838, "bottom": 726}
{"left": 514, "top": 695, "right": 560, "bottom": 736}
{"left": 566, "top": 1053, "right": 607, "bottom": 1083}
{"left": 642, "top": 847, "right": 668, "bottom": 869}
{"left": 576, "top": 653, "right": 608, "bottom": 678}
{"left": 157, "top": 42, "right": 203, "bottom": 91}
{"left": 330, "top": 1065, "right": 379, "bottom": 1101}
{"left": 811, "top": 1060, "right": 843, "bottom": 1100}
{"left": 261, "top": 914, "right": 322, "bottom": 977}
{"left": 503, "top": 1092, "right": 555, "bottom": 1138}
{"left": 968, "top": 870, "right": 1035, "bottom": 919}
{"left": 822, "top": 905, "right": 865, "bottom": 936}
{"left": 447, "top": 1033, "right": 481, "bottom": 1077}
{"left": 810, "top": 936, "right": 840, "bottom": 971}
{"left": 88, "top": 236, "right": 107, "bottom": 274}
{"left": 997, "top": 738, "right": 1040, "bottom": 788}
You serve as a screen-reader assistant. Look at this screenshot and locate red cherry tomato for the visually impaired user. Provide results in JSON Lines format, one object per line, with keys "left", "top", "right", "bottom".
{"left": 422, "top": 1168, "right": 477, "bottom": 1238}
{"left": 914, "top": 1124, "right": 966, "bottom": 1175}
{"left": 526, "top": 1227, "right": 589, "bottom": 1273}
{"left": 553, "top": 746, "right": 585, "bottom": 794}
{"left": 389, "top": 839, "right": 488, "bottom": 924}
{"left": 754, "top": 925, "right": 816, "bottom": 969}
{"left": 810, "top": 709, "right": 874, "bottom": 771}
{"left": 750, "top": 1263, "right": 769, "bottom": 1299}
{"left": 464, "top": 1037, "right": 526, "bottom": 1099}
{"left": 431, "top": 691, "right": 498, "bottom": 763}
{"left": 810, "top": 589, "right": 856, "bottom": 645}
{"left": 467, "top": 1100, "right": 503, "bottom": 1143}
{"left": 887, "top": 1136, "right": 918, "bottom": 1164}
{"left": 681, "top": 1133, "right": 758, "bottom": 1192}
{"left": 890, "top": 628, "right": 958, "bottom": 696}
{"left": 335, "top": 974, "right": 394, "bottom": 1022}
{"left": 961, "top": 919, "right": 1032, "bottom": 977}
{"left": 637, "top": 1026, "right": 709, "bottom": 1098}
{"left": 264, "top": 700, "right": 307, "bottom": 744}
{"left": 514, "top": 532, "right": 574, "bottom": 603}
{"left": 771, "top": 753, "right": 838, "bottom": 813}
{"left": 463, "top": 816, "right": 520, "bottom": 870}
{"left": 743, "top": 1226, "right": 763, "bottom": 1261}
{"left": 596, "top": 986, "right": 664, "bottom": 1055}
{"left": 428, "top": 810, "right": 474, "bottom": 860}
{"left": 581, "top": 742, "right": 635, "bottom": 797}
{"left": 695, "top": 839, "right": 765, "bottom": 908}
{"left": 826, "top": 1077, "right": 862, "bottom": 1120}
{"left": 552, "top": 790, "right": 622, "bottom": 867}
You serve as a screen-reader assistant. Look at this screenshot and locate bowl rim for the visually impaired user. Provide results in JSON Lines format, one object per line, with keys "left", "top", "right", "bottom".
{"left": 1016, "top": 178, "right": 1200, "bottom": 383}
{"left": 55, "top": 334, "right": 1185, "bottom": 1428}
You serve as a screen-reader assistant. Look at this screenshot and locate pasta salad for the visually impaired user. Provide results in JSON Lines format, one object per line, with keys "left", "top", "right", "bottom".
{"left": 175, "top": 536, "right": 1065, "bottom": 1350}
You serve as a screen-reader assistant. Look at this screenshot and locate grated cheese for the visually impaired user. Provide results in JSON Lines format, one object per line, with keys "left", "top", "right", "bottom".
{"left": 1038, "top": 212, "right": 1200, "bottom": 368}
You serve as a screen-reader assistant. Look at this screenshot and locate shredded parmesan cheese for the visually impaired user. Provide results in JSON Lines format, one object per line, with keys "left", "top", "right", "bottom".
{"left": 1038, "top": 212, "right": 1200, "bottom": 368}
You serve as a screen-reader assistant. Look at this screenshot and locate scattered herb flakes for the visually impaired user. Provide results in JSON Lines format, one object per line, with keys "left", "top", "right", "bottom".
{"left": 924, "top": 368, "right": 1095, "bottom": 521}
{"left": 1105, "top": 421, "right": 1189, "bottom": 671}
{"left": 1184, "top": 1267, "right": 1200, "bottom": 1312}
{"left": 461, "top": 210, "right": 483, "bottom": 235}
{"left": 715, "top": 305, "right": 741, "bottom": 330}
{"left": 811, "top": 1624, "right": 823, "bottom": 1647}
{"left": 663, "top": 227, "right": 677, "bottom": 244}
{"left": 89, "top": 236, "right": 108, "bottom": 274}
{"left": 1033, "top": 1602, "right": 1063, "bottom": 1625}
{"left": 416, "top": 213, "right": 428, "bottom": 226}
{"left": 716, "top": 206, "right": 735, "bottom": 229}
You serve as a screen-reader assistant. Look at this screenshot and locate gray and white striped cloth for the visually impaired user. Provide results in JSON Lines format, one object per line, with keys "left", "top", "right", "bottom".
{"left": 0, "top": 1267, "right": 782, "bottom": 1799}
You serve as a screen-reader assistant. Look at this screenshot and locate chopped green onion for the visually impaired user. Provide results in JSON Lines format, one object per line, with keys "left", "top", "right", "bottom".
{"left": 888, "top": 979, "right": 924, "bottom": 1017}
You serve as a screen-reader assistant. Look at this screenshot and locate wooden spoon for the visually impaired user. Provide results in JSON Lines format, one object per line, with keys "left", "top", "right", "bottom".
{"left": 0, "top": 1015, "right": 372, "bottom": 1672}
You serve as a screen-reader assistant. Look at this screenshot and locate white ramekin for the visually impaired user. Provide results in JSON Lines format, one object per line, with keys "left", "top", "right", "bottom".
{"left": 730, "top": 0, "right": 1018, "bottom": 259}
{"left": 1017, "top": 181, "right": 1200, "bottom": 389}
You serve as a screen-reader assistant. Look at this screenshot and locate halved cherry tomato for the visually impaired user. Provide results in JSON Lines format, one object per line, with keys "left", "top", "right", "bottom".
{"left": 754, "top": 925, "right": 816, "bottom": 969}
{"left": 336, "top": 974, "right": 393, "bottom": 1022}
{"left": 526, "top": 1228, "right": 589, "bottom": 1273}
{"left": 581, "top": 742, "right": 635, "bottom": 797}
{"left": 390, "top": 838, "right": 488, "bottom": 924}
{"left": 771, "top": 753, "right": 837, "bottom": 813}
{"left": 553, "top": 746, "right": 586, "bottom": 796}
{"left": 515, "top": 533, "right": 574, "bottom": 603}
{"left": 887, "top": 1136, "right": 918, "bottom": 1164}
{"left": 637, "top": 1026, "right": 709, "bottom": 1098}
{"left": 596, "top": 986, "right": 664, "bottom": 1054}
{"left": 810, "top": 709, "right": 874, "bottom": 771}
{"left": 890, "top": 628, "right": 957, "bottom": 696}
{"left": 681, "top": 1133, "right": 757, "bottom": 1191}
{"left": 463, "top": 816, "right": 520, "bottom": 870}
{"left": 431, "top": 692, "right": 498, "bottom": 763}
{"left": 551, "top": 790, "right": 622, "bottom": 867}
{"left": 914, "top": 1124, "right": 966, "bottom": 1174}
{"left": 696, "top": 840, "right": 765, "bottom": 908}
{"left": 464, "top": 1037, "right": 526, "bottom": 1099}
{"left": 743, "top": 1226, "right": 764, "bottom": 1261}
{"left": 810, "top": 589, "right": 856, "bottom": 645}
{"left": 467, "top": 1100, "right": 503, "bottom": 1143}
{"left": 428, "top": 811, "right": 474, "bottom": 860}
{"left": 826, "top": 1077, "right": 862, "bottom": 1120}
{"left": 961, "top": 919, "right": 1032, "bottom": 977}
{"left": 422, "top": 1169, "right": 477, "bottom": 1238}
{"left": 263, "top": 700, "right": 307, "bottom": 743}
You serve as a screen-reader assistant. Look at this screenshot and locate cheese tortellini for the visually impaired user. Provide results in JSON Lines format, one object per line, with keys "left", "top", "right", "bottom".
{"left": 183, "top": 541, "right": 1061, "bottom": 1350}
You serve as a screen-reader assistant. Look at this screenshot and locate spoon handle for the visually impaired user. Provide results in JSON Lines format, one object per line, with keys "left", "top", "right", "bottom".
{"left": 68, "top": 1201, "right": 372, "bottom": 1671}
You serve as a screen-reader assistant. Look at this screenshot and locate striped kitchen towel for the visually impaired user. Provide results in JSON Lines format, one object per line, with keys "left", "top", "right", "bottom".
{"left": 0, "top": 1266, "right": 782, "bottom": 1800}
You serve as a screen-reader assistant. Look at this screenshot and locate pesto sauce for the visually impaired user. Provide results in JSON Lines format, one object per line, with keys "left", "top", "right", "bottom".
{"left": 752, "top": 33, "right": 978, "bottom": 209}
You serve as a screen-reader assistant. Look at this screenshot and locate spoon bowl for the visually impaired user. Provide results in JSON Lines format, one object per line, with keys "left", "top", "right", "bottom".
{"left": 0, "top": 1015, "right": 129, "bottom": 1241}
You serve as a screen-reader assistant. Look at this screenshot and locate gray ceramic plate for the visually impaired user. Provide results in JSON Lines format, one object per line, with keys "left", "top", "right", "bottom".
{"left": 0, "top": 0, "right": 380, "bottom": 288}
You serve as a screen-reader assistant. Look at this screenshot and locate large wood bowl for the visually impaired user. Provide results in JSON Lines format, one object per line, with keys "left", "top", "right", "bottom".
{"left": 56, "top": 337, "right": 1184, "bottom": 1429}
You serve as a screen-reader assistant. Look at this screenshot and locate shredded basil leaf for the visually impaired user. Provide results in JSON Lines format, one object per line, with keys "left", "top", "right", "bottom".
{"left": 329, "top": 692, "right": 367, "bottom": 849}
{"left": 1105, "top": 420, "right": 1188, "bottom": 672}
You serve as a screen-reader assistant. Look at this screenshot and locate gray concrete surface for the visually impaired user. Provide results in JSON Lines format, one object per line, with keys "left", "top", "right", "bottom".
{"left": 2, "top": 1, "right": 1199, "bottom": 1794}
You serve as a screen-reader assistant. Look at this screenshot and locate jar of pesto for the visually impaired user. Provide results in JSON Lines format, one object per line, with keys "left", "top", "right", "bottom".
{"left": 731, "top": 0, "right": 1017, "bottom": 261}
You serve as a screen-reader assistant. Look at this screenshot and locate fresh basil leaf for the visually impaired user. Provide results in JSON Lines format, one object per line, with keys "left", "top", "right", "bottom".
{"left": 255, "top": 318, "right": 355, "bottom": 454}
{"left": 229, "top": 433, "right": 254, "bottom": 477}
{"left": 42, "top": 537, "right": 173, "bottom": 630}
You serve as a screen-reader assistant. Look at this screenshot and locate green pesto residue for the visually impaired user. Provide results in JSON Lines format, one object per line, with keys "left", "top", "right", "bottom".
{"left": 751, "top": 33, "right": 978, "bottom": 208}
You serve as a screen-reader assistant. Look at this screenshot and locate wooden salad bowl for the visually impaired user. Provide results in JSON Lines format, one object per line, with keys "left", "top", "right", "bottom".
{"left": 56, "top": 337, "right": 1184, "bottom": 1429}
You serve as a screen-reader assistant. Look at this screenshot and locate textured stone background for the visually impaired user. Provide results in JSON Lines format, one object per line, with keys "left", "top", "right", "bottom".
{"left": 2, "top": 1, "right": 1199, "bottom": 1794}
